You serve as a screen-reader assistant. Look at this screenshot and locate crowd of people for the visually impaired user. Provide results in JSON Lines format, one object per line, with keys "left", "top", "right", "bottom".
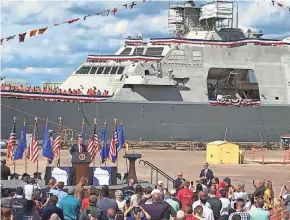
{"left": 1, "top": 161, "right": 290, "bottom": 220}
{"left": 1, "top": 84, "right": 110, "bottom": 97}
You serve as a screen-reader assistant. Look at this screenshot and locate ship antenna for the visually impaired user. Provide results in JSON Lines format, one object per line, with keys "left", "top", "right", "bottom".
{"left": 236, "top": 4, "right": 239, "bottom": 29}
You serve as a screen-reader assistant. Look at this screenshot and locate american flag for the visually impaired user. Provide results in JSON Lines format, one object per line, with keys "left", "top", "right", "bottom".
{"left": 109, "top": 126, "right": 118, "bottom": 163}
{"left": 6, "top": 121, "right": 16, "bottom": 160}
{"left": 87, "top": 123, "right": 99, "bottom": 162}
{"left": 29, "top": 121, "right": 39, "bottom": 163}
{"left": 52, "top": 121, "right": 61, "bottom": 160}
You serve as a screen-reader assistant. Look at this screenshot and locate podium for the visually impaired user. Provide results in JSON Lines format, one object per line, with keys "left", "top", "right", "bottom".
{"left": 72, "top": 152, "right": 90, "bottom": 184}
{"left": 123, "top": 154, "right": 141, "bottom": 183}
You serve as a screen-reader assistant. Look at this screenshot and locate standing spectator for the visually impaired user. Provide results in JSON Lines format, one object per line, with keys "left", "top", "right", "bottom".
{"left": 200, "top": 196, "right": 214, "bottom": 220}
{"left": 207, "top": 189, "right": 222, "bottom": 220}
{"left": 184, "top": 204, "right": 193, "bottom": 220}
{"left": 124, "top": 205, "right": 151, "bottom": 220}
{"left": 284, "top": 194, "right": 290, "bottom": 212}
{"left": 175, "top": 173, "right": 186, "bottom": 191}
{"left": 220, "top": 190, "right": 231, "bottom": 220}
{"left": 131, "top": 185, "right": 143, "bottom": 206}
{"left": 41, "top": 195, "right": 64, "bottom": 220}
{"left": 1, "top": 207, "right": 12, "bottom": 220}
{"left": 252, "top": 180, "right": 266, "bottom": 198}
{"left": 97, "top": 185, "right": 118, "bottom": 220}
{"left": 165, "top": 191, "right": 180, "bottom": 213}
{"left": 10, "top": 187, "right": 27, "bottom": 220}
{"left": 192, "top": 191, "right": 211, "bottom": 210}
{"left": 115, "top": 190, "right": 126, "bottom": 212}
{"left": 176, "top": 210, "right": 186, "bottom": 220}
{"left": 24, "top": 178, "right": 40, "bottom": 200}
{"left": 264, "top": 181, "right": 274, "bottom": 210}
{"left": 170, "top": 189, "right": 182, "bottom": 209}
{"left": 176, "top": 181, "right": 194, "bottom": 211}
{"left": 212, "top": 178, "right": 220, "bottom": 190}
{"left": 42, "top": 179, "right": 55, "bottom": 204}
{"left": 79, "top": 195, "right": 103, "bottom": 220}
{"left": 50, "top": 182, "right": 67, "bottom": 206}
{"left": 199, "top": 162, "right": 214, "bottom": 187}
{"left": 74, "top": 177, "right": 87, "bottom": 201}
{"left": 82, "top": 186, "right": 97, "bottom": 211}
{"left": 122, "top": 179, "right": 135, "bottom": 204}
{"left": 157, "top": 181, "right": 166, "bottom": 195}
{"left": 281, "top": 210, "right": 290, "bottom": 220}
{"left": 270, "top": 199, "right": 285, "bottom": 220}
{"left": 232, "top": 183, "right": 247, "bottom": 204}
{"left": 23, "top": 200, "right": 41, "bottom": 220}
{"left": 192, "top": 205, "right": 204, "bottom": 220}
{"left": 32, "top": 189, "right": 43, "bottom": 213}
{"left": 244, "top": 195, "right": 257, "bottom": 212}
{"left": 0, "top": 160, "right": 11, "bottom": 180}
{"left": 228, "top": 198, "right": 250, "bottom": 220}
{"left": 193, "top": 184, "right": 203, "bottom": 201}
{"left": 17, "top": 174, "right": 29, "bottom": 190}
{"left": 248, "top": 198, "right": 269, "bottom": 220}
{"left": 107, "top": 208, "right": 116, "bottom": 220}
{"left": 58, "top": 187, "right": 81, "bottom": 220}
{"left": 139, "top": 189, "right": 173, "bottom": 220}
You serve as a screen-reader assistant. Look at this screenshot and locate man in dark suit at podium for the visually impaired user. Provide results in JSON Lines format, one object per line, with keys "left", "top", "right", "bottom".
{"left": 69, "top": 136, "right": 87, "bottom": 155}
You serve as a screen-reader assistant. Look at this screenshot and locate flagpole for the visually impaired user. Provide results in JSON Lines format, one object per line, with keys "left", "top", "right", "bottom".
{"left": 35, "top": 118, "right": 39, "bottom": 175}
{"left": 58, "top": 117, "right": 62, "bottom": 167}
{"left": 46, "top": 119, "right": 50, "bottom": 167}
{"left": 104, "top": 119, "right": 107, "bottom": 167}
{"left": 13, "top": 117, "right": 17, "bottom": 173}
{"left": 113, "top": 118, "right": 118, "bottom": 172}
{"left": 93, "top": 118, "right": 97, "bottom": 167}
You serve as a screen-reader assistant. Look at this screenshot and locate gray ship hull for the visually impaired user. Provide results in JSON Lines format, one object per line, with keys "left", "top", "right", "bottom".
{"left": 1, "top": 98, "right": 290, "bottom": 142}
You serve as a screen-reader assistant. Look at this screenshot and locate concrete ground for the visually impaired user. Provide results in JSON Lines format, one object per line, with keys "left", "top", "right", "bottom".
{"left": 4, "top": 149, "right": 290, "bottom": 197}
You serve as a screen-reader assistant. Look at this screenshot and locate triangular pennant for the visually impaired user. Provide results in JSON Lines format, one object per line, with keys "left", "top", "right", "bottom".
{"left": 53, "top": 24, "right": 59, "bottom": 26}
{"left": 19, "top": 33, "right": 27, "bottom": 42}
{"left": 123, "top": 4, "right": 128, "bottom": 9}
{"left": 129, "top": 1, "right": 137, "bottom": 9}
{"left": 38, "top": 27, "right": 48, "bottom": 35}
{"left": 105, "top": 9, "right": 110, "bottom": 16}
{"left": 95, "top": 12, "right": 101, "bottom": 15}
{"left": 29, "top": 30, "right": 37, "bottom": 37}
{"left": 277, "top": 2, "right": 283, "bottom": 7}
{"left": 84, "top": 15, "right": 89, "bottom": 20}
{"left": 66, "top": 18, "right": 80, "bottom": 24}
{"left": 6, "top": 35, "right": 16, "bottom": 41}
{"left": 0, "top": 38, "right": 3, "bottom": 45}
{"left": 112, "top": 7, "right": 118, "bottom": 15}
{"left": 272, "top": 0, "right": 275, "bottom": 6}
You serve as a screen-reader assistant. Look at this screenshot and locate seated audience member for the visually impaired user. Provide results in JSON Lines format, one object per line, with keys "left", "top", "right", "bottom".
{"left": 79, "top": 195, "right": 103, "bottom": 220}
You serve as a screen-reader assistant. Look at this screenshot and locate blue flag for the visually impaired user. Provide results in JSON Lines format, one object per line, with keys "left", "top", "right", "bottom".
{"left": 82, "top": 122, "right": 86, "bottom": 145}
{"left": 117, "top": 124, "right": 125, "bottom": 152}
{"left": 100, "top": 126, "right": 108, "bottom": 163}
{"left": 13, "top": 123, "right": 27, "bottom": 161}
{"left": 42, "top": 123, "right": 53, "bottom": 161}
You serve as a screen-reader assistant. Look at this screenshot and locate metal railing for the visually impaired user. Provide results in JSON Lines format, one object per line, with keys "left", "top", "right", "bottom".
{"left": 139, "top": 159, "right": 175, "bottom": 189}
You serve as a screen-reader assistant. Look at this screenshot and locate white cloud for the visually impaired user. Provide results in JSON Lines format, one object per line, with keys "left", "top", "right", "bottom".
{"left": 3, "top": 67, "right": 72, "bottom": 76}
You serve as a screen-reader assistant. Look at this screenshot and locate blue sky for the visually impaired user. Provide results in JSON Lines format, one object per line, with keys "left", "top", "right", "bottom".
{"left": 1, "top": 0, "right": 289, "bottom": 85}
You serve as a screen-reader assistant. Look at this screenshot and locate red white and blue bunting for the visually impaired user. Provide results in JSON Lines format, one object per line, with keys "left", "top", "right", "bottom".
{"left": 209, "top": 99, "right": 261, "bottom": 107}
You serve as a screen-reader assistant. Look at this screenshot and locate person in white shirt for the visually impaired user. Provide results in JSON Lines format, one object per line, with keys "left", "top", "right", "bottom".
{"left": 220, "top": 190, "right": 231, "bottom": 220}
{"left": 193, "top": 191, "right": 211, "bottom": 210}
{"left": 231, "top": 183, "right": 248, "bottom": 208}
{"left": 200, "top": 196, "right": 214, "bottom": 220}
{"left": 24, "top": 178, "right": 40, "bottom": 200}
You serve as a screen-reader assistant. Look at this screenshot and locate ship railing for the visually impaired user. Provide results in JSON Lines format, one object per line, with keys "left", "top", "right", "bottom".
{"left": 0, "top": 90, "right": 113, "bottom": 103}
{"left": 139, "top": 159, "right": 175, "bottom": 189}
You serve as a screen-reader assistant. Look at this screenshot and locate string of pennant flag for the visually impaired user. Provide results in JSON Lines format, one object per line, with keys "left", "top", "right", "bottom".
{"left": 1, "top": 0, "right": 289, "bottom": 46}
{"left": 0, "top": 0, "right": 152, "bottom": 45}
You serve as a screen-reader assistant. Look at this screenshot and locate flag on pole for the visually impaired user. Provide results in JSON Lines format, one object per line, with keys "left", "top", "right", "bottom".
{"left": 29, "top": 119, "right": 39, "bottom": 163}
{"left": 14, "top": 121, "right": 27, "bottom": 161}
{"left": 52, "top": 118, "right": 62, "bottom": 160}
{"left": 109, "top": 121, "right": 118, "bottom": 163}
{"left": 6, "top": 118, "right": 17, "bottom": 161}
{"left": 100, "top": 122, "right": 108, "bottom": 163}
{"left": 87, "top": 119, "right": 100, "bottom": 162}
{"left": 117, "top": 123, "right": 125, "bottom": 152}
{"left": 42, "top": 121, "right": 53, "bottom": 162}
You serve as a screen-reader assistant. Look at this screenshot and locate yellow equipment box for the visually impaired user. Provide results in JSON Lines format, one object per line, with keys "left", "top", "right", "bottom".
{"left": 206, "top": 141, "right": 242, "bottom": 164}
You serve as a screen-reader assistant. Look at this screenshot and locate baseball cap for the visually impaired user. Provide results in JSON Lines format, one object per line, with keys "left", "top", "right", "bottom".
{"left": 238, "top": 182, "right": 245, "bottom": 187}
{"left": 67, "top": 186, "right": 75, "bottom": 195}
{"left": 158, "top": 180, "right": 163, "bottom": 185}
{"left": 176, "top": 210, "right": 185, "bottom": 218}
{"left": 170, "top": 189, "right": 176, "bottom": 195}
{"left": 151, "top": 189, "right": 161, "bottom": 195}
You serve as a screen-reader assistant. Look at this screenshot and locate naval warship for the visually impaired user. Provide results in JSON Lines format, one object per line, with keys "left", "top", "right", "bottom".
{"left": 1, "top": 0, "right": 290, "bottom": 142}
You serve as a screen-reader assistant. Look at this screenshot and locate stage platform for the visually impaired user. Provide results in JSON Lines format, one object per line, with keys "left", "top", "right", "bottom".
{"left": 1, "top": 179, "right": 155, "bottom": 192}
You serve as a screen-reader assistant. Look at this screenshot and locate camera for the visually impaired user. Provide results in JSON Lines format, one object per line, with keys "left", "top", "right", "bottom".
{"left": 133, "top": 206, "right": 141, "bottom": 214}
{"left": 47, "top": 193, "right": 53, "bottom": 197}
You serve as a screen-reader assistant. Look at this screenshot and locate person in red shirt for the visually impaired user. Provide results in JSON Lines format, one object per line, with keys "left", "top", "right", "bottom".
{"left": 176, "top": 180, "right": 194, "bottom": 211}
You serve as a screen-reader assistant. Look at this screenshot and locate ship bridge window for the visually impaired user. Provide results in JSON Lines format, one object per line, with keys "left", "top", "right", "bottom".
{"left": 117, "top": 66, "right": 125, "bottom": 75}
{"left": 96, "top": 66, "right": 104, "bottom": 74}
{"left": 90, "top": 67, "right": 98, "bottom": 74}
{"left": 145, "top": 47, "right": 164, "bottom": 56}
{"left": 76, "top": 67, "right": 91, "bottom": 75}
{"left": 110, "top": 66, "right": 118, "bottom": 74}
{"left": 132, "top": 47, "right": 144, "bottom": 55}
{"left": 168, "top": 50, "right": 185, "bottom": 60}
{"left": 103, "top": 67, "right": 111, "bottom": 75}
{"left": 120, "top": 48, "right": 132, "bottom": 55}
{"left": 207, "top": 68, "right": 261, "bottom": 104}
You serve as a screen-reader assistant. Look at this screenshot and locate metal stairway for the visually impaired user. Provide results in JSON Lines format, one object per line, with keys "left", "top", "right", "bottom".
{"left": 139, "top": 160, "right": 175, "bottom": 189}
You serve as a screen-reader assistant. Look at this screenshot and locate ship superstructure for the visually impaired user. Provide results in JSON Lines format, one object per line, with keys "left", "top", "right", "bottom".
{"left": 1, "top": 0, "right": 290, "bottom": 142}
